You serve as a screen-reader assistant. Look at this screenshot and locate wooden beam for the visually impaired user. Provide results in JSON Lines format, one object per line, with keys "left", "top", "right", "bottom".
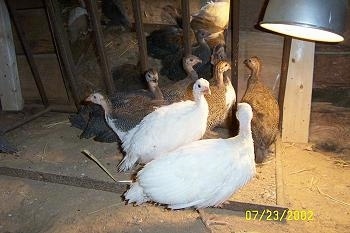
{"left": 131, "top": 0, "right": 148, "bottom": 73}
{"left": 230, "top": 0, "right": 240, "bottom": 96}
{"left": 281, "top": 39, "right": 315, "bottom": 143}
{"left": 181, "top": 0, "right": 191, "bottom": 56}
{"left": 85, "top": 0, "right": 115, "bottom": 95}
{"left": 7, "top": 0, "right": 49, "bottom": 107}
{"left": 0, "top": 0, "right": 23, "bottom": 111}
{"left": 278, "top": 36, "right": 292, "bottom": 130}
{"left": 45, "top": 0, "right": 82, "bottom": 108}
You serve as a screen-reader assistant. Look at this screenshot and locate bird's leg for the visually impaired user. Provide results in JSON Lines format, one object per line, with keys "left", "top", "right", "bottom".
{"left": 197, "top": 209, "right": 228, "bottom": 232}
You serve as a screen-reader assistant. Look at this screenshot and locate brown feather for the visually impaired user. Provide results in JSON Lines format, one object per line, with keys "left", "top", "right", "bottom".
{"left": 241, "top": 56, "right": 280, "bottom": 163}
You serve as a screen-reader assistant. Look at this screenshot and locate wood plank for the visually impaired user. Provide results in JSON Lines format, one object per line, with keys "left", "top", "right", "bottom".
{"left": 16, "top": 54, "right": 70, "bottom": 105}
{"left": 12, "top": 8, "right": 55, "bottom": 55}
{"left": 0, "top": 0, "right": 23, "bottom": 111}
{"left": 239, "top": 0, "right": 266, "bottom": 31}
{"left": 238, "top": 31, "right": 283, "bottom": 101}
{"left": 7, "top": 0, "right": 43, "bottom": 10}
{"left": 313, "top": 54, "right": 350, "bottom": 88}
{"left": 0, "top": 166, "right": 289, "bottom": 217}
{"left": 281, "top": 39, "right": 315, "bottom": 143}
{"left": 275, "top": 136, "right": 285, "bottom": 206}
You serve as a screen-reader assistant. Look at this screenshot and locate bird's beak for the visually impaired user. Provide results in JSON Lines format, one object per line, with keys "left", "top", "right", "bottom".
{"left": 203, "top": 87, "right": 211, "bottom": 95}
{"left": 243, "top": 59, "right": 249, "bottom": 65}
{"left": 85, "top": 95, "right": 92, "bottom": 102}
{"left": 196, "top": 58, "right": 203, "bottom": 64}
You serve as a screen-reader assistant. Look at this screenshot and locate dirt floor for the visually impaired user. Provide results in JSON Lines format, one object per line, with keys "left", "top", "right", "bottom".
{"left": 0, "top": 101, "right": 349, "bottom": 233}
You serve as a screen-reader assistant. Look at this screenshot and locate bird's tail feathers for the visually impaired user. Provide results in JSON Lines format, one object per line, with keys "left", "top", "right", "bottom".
{"left": 117, "top": 154, "right": 138, "bottom": 172}
{"left": 124, "top": 182, "right": 149, "bottom": 205}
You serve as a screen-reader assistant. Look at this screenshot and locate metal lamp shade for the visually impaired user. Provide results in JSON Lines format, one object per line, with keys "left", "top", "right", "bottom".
{"left": 260, "top": 0, "right": 348, "bottom": 42}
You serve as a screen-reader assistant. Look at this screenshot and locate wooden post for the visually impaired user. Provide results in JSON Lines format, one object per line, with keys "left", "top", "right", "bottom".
{"left": 85, "top": 0, "right": 116, "bottom": 95}
{"left": 278, "top": 36, "right": 292, "bottom": 130}
{"left": 181, "top": 0, "right": 191, "bottom": 56}
{"left": 230, "top": 0, "right": 239, "bottom": 97}
{"left": 0, "top": 0, "right": 23, "bottom": 111}
{"left": 281, "top": 38, "right": 315, "bottom": 143}
{"left": 131, "top": 0, "right": 148, "bottom": 73}
{"left": 45, "top": 0, "right": 82, "bottom": 108}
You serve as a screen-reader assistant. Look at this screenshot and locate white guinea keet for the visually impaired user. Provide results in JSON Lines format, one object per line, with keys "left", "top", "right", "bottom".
{"left": 85, "top": 78, "right": 211, "bottom": 172}
{"left": 124, "top": 102, "right": 256, "bottom": 209}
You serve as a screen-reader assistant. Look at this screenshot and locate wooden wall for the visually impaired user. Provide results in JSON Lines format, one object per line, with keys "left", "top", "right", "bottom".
{"left": 7, "top": 0, "right": 350, "bottom": 105}
{"left": 11, "top": 5, "right": 69, "bottom": 105}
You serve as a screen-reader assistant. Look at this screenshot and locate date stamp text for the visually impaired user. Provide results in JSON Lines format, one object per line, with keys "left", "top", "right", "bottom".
{"left": 245, "top": 209, "right": 314, "bottom": 221}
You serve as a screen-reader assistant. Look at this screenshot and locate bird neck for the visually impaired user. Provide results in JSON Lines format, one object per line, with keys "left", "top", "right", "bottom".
{"left": 214, "top": 67, "right": 225, "bottom": 88}
{"left": 238, "top": 120, "right": 252, "bottom": 138}
{"left": 184, "top": 66, "right": 198, "bottom": 81}
{"left": 248, "top": 65, "right": 260, "bottom": 84}
{"left": 200, "top": 39, "right": 210, "bottom": 51}
{"left": 149, "top": 85, "right": 164, "bottom": 100}
{"left": 193, "top": 92, "right": 206, "bottom": 105}
{"left": 100, "top": 98, "right": 113, "bottom": 116}
{"left": 196, "top": 35, "right": 210, "bottom": 50}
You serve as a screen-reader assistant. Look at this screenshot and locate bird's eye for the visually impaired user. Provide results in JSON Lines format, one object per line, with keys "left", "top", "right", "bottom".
{"left": 190, "top": 58, "right": 193, "bottom": 62}
{"left": 248, "top": 59, "right": 252, "bottom": 62}
{"left": 197, "top": 84, "right": 201, "bottom": 88}
{"left": 93, "top": 96, "right": 96, "bottom": 99}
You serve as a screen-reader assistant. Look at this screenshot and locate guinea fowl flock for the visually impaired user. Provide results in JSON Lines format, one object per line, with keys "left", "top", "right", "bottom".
{"left": 66, "top": 0, "right": 280, "bottom": 226}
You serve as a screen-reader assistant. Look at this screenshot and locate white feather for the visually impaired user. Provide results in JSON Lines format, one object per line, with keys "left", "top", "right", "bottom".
{"left": 225, "top": 81, "right": 236, "bottom": 109}
{"left": 117, "top": 78, "right": 210, "bottom": 171}
{"left": 192, "top": 1, "right": 230, "bottom": 30}
{"left": 125, "top": 103, "right": 255, "bottom": 209}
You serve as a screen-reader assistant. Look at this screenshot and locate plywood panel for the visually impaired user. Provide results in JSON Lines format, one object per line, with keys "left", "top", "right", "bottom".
{"left": 9, "top": 0, "right": 43, "bottom": 9}
{"left": 12, "top": 8, "right": 55, "bottom": 55}
{"left": 239, "top": 0, "right": 266, "bottom": 31}
{"left": 313, "top": 54, "right": 350, "bottom": 88}
{"left": 238, "top": 31, "right": 284, "bottom": 101}
{"left": 0, "top": 0, "right": 23, "bottom": 111}
{"left": 281, "top": 39, "right": 315, "bottom": 143}
{"left": 17, "top": 54, "right": 70, "bottom": 104}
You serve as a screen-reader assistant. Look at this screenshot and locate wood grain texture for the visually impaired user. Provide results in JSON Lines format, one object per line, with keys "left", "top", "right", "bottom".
{"left": 12, "top": 9, "right": 54, "bottom": 55}
{"left": 281, "top": 39, "right": 315, "bottom": 143}
{"left": 0, "top": 0, "right": 23, "bottom": 111}
{"left": 314, "top": 54, "right": 350, "bottom": 88}
{"left": 238, "top": 31, "right": 283, "bottom": 101}
{"left": 17, "top": 54, "right": 69, "bottom": 104}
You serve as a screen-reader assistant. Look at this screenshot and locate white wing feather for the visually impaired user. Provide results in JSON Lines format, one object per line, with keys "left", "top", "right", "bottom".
{"left": 131, "top": 137, "right": 255, "bottom": 209}
{"left": 119, "top": 99, "right": 208, "bottom": 171}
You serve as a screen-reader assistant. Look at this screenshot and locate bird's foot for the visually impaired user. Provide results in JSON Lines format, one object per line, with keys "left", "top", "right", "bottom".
{"left": 197, "top": 209, "right": 228, "bottom": 232}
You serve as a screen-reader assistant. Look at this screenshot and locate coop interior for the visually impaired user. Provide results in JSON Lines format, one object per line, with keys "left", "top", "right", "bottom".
{"left": 0, "top": 0, "right": 349, "bottom": 232}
